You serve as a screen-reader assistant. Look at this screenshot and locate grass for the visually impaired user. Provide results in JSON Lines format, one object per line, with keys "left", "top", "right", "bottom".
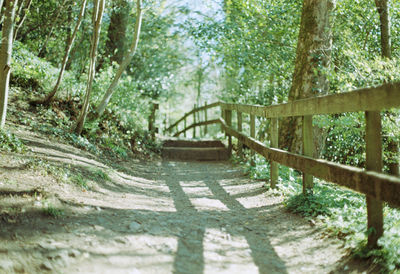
{"left": 241, "top": 153, "right": 400, "bottom": 272}
{"left": 89, "top": 167, "right": 110, "bottom": 181}
{"left": 0, "top": 129, "right": 26, "bottom": 153}
{"left": 72, "top": 173, "right": 90, "bottom": 190}
{"left": 42, "top": 203, "right": 64, "bottom": 218}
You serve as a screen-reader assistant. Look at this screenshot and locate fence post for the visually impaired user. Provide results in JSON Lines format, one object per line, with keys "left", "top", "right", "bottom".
{"left": 225, "top": 109, "right": 232, "bottom": 152}
{"left": 388, "top": 138, "right": 399, "bottom": 176}
{"left": 302, "top": 115, "right": 314, "bottom": 194}
{"left": 250, "top": 114, "right": 255, "bottom": 166}
{"left": 365, "top": 110, "right": 383, "bottom": 248}
{"left": 184, "top": 116, "right": 187, "bottom": 138}
{"left": 193, "top": 104, "right": 196, "bottom": 138}
{"left": 270, "top": 118, "right": 279, "bottom": 189}
{"left": 148, "top": 103, "right": 158, "bottom": 140}
{"left": 237, "top": 111, "right": 243, "bottom": 157}
{"left": 204, "top": 101, "right": 208, "bottom": 135}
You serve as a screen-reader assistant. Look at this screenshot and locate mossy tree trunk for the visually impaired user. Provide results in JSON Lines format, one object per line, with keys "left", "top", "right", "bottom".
{"left": 104, "top": 0, "right": 129, "bottom": 66}
{"left": 0, "top": 0, "right": 19, "bottom": 129}
{"left": 280, "top": 0, "right": 335, "bottom": 154}
{"left": 74, "top": 0, "right": 105, "bottom": 135}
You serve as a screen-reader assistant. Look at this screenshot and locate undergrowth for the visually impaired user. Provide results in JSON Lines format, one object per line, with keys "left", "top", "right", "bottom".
{"left": 9, "top": 42, "right": 161, "bottom": 159}
{"left": 240, "top": 153, "right": 400, "bottom": 272}
{"left": 0, "top": 129, "right": 26, "bottom": 153}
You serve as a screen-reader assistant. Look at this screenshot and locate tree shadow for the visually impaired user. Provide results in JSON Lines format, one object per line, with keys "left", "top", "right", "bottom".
{"left": 161, "top": 161, "right": 288, "bottom": 274}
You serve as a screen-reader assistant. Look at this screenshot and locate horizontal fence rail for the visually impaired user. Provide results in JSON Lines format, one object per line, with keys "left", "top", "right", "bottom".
{"left": 167, "top": 82, "right": 400, "bottom": 247}
{"left": 219, "top": 118, "right": 400, "bottom": 208}
{"left": 220, "top": 82, "right": 400, "bottom": 118}
{"left": 166, "top": 102, "right": 220, "bottom": 133}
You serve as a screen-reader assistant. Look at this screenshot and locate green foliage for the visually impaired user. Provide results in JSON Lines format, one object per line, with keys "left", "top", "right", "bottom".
{"left": 89, "top": 167, "right": 110, "bottom": 181}
{"left": 42, "top": 202, "right": 64, "bottom": 218}
{"left": 0, "top": 129, "right": 26, "bottom": 153}
{"left": 188, "top": 0, "right": 301, "bottom": 104}
{"left": 12, "top": 42, "right": 85, "bottom": 98}
{"left": 241, "top": 154, "right": 400, "bottom": 271}
{"left": 316, "top": 113, "right": 366, "bottom": 167}
{"left": 285, "top": 193, "right": 332, "bottom": 218}
{"left": 72, "top": 173, "right": 89, "bottom": 190}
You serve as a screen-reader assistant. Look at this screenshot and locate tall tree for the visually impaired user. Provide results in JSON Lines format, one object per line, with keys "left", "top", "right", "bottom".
{"left": 74, "top": 0, "right": 105, "bottom": 134}
{"left": 105, "top": 0, "right": 130, "bottom": 65}
{"left": 94, "top": 0, "right": 143, "bottom": 118}
{"left": 374, "top": 0, "right": 398, "bottom": 176}
{"left": 0, "top": 0, "right": 19, "bottom": 128}
{"left": 281, "top": 0, "right": 336, "bottom": 154}
{"left": 374, "top": 0, "right": 391, "bottom": 59}
{"left": 36, "top": 0, "right": 88, "bottom": 104}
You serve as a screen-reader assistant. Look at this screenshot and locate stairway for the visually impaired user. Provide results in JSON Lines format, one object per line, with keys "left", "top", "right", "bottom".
{"left": 161, "top": 139, "right": 230, "bottom": 161}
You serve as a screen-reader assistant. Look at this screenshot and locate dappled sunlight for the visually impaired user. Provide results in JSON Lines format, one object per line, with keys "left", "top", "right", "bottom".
{"left": 203, "top": 228, "right": 259, "bottom": 273}
{"left": 0, "top": 131, "right": 363, "bottom": 272}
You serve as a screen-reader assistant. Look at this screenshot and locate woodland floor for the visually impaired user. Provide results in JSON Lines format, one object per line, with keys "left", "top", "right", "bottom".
{"left": 0, "top": 126, "right": 378, "bottom": 273}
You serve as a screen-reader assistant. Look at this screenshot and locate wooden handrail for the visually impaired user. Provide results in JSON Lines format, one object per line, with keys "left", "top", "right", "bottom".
{"left": 219, "top": 117, "right": 400, "bottom": 208}
{"left": 168, "top": 83, "right": 400, "bottom": 132}
{"left": 220, "top": 82, "right": 400, "bottom": 118}
{"left": 166, "top": 82, "right": 400, "bottom": 246}
{"left": 166, "top": 102, "right": 220, "bottom": 132}
{"left": 173, "top": 119, "right": 220, "bottom": 137}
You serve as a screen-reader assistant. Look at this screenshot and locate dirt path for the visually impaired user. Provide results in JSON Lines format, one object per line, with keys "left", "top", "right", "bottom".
{"left": 1, "top": 128, "right": 371, "bottom": 273}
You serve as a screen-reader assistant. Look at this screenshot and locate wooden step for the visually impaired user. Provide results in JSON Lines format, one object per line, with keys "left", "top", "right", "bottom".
{"left": 161, "top": 147, "right": 230, "bottom": 161}
{"left": 163, "top": 139, "right": 225, "bottom": 148}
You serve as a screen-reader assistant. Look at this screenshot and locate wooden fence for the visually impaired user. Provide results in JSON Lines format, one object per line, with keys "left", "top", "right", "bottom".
{"left": 166, "top": 82, "right": 400, "bottom": 247}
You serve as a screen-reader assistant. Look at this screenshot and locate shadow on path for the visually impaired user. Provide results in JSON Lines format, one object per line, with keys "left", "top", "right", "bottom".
{"left": 162, "top": 161, "right": 287, "bottom": 274}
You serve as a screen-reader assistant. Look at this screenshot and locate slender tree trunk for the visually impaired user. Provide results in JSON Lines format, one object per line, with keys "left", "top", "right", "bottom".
{"left": 74, "top": 0, "right": 105, "bottom": 135}
{"left": 66, "top": 10, "right": 89, "bottom": 71}
{"left": 280, "top": 0, "right": 335, "bottom": 154}
{"left": 374, "top": 0, "right": 391, "bottom": 59}
{"left": 0, "top": 0, "right": 18, "bottom": 129}
{"left": 374, "top": 0, "right": 398, "bottom": 175}
{"left": 35, "top": 0, "right": 87, "bottom": 104}
{"left": 37, "top": 0, "right": 67, "bottom": 58}
{"left": 13, "top": 0, "right": 31, "bottom": 40}
{"left": 0, "top": 1, "right": 4, "bottom": 19}
{"left": 94, "top": 0, "right": 143, "bottom": 118}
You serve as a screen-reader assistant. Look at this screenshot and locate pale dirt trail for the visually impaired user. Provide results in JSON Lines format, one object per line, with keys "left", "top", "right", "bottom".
{"left": 0, "top": 129, "right": 370, "bottom": 273}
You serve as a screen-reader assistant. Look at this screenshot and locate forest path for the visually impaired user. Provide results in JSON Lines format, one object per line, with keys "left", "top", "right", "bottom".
{"left": 1, "top": 127, "right": 371, "bottom": 273}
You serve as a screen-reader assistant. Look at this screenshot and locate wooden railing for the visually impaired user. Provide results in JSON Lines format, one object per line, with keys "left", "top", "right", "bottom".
{"left": 167, "top": 82, "right": 400, "bottom": 247}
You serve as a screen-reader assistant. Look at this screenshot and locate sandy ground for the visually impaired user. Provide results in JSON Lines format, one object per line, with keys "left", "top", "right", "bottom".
{"left": 0, "top": 128, "right": 374, "bottom": 273}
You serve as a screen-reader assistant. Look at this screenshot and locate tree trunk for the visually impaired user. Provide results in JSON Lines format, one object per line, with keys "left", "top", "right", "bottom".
{"left": 280, "top": 0, "right": 335, "bottom": 154}
{"left": 0, "top": 0, "right": 18, "bottom": 129}
{"left": 36, "top": 0, "right": 87, "bottom": 104}
{"left": 374, "top": 0, "right": 391, "bottom": 59}
{"left": 0, "top": 1, "right": 4, "bottom": 20}
{"left": 74, "top": 0, "right": 105, "bottom": 135}
{"left": 374, "top": 0, "right": 398, "bottom": 175}
{"left": 106, "top": 0, "right": 129, "bottom": 65}
{"left": 94, "top": 0, "right": 143, "bottom": 118}
{"left": 13, "top": 0, "right": 31, "bottom": 41}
